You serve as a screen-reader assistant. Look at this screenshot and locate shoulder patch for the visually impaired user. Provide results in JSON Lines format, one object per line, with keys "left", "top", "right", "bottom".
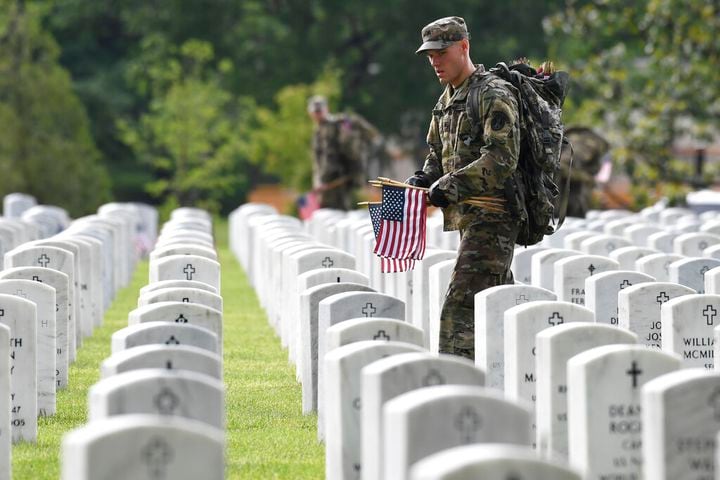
{"left": 491, "top": 111, "right": 508, "bottom": 131}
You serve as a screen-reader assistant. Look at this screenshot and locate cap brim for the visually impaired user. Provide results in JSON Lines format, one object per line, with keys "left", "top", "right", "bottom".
{"left": 415, "top": 40, "right": 455, "bottom": 55}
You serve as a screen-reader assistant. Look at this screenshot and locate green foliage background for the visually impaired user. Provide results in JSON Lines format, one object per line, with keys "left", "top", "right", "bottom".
{"left": 0, "top": 0, "right": 717, "bottom": 214}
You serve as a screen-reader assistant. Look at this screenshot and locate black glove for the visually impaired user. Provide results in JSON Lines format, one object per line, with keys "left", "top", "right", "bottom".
{"left": 428, "top": 181, "right": 450, "bottom": 208}
{"left": 405, "top": 170, "right": 431, "bottom": 188}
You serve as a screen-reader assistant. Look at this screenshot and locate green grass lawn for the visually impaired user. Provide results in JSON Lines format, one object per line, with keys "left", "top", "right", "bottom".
{"left": 11, "top": 219, "right": 324, "bottom": 479}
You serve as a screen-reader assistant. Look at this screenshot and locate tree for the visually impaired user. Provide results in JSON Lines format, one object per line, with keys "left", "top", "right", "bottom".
{"left": 545, "top": 0, "right": 719, "bottom": 203}
{"left": 118, "top": 39, "right": 249, "bottom": 216}
{"left": 0, "top": 0, "right": 111, "bottom": 215}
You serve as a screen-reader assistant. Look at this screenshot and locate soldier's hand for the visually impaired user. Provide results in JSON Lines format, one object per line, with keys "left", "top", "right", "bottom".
{"left": 405, "top": 171, "right": 432, "bottom": 188}
{"left": 428, "top": 180, "right": 450, "bottom": 208}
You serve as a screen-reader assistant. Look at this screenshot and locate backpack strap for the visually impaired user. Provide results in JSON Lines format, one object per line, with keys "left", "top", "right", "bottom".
{"left": 555, "top": 137, "right": 573, "bottom": 230}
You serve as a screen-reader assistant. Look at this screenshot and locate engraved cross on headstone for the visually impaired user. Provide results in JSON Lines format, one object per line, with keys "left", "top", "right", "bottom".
{"left": 619, "top": 280, "right": 632, "bottom": 289}
{"left": 626, "top": 361, "right": 642, "bottom": 388}
{"left": 181, "top": 297, "right": 190, "bottom": 303}
{"left": 515, "top": 294, "right": 529, "bottom": 305}
{"left": 175, "top": 314, "right": 188, "bottom": 323}
{"left": 14, "top": 289, "right": 27, "bottom": 299}
{"left": 372, "top": 330, "right": 390, "bottom": 341}
{"left": 547, "top": 312, "right": 564, "bottom": 326}
{"left": 183, "top": 264, "right": 196, "bottom": 280}
{"left": 142, "top": 436, "right": 174, "bottom": 479}
{"left": 154, "top": 387, "right": 180, "bottom": 415}
{"left": 321, "top": 256, "right": 334, "bottom": 268}
{"left": 699, "top": 241, "right": 709, "bottom": 251}
{"left": 588, "top": 264, "right": 596, "bottom": 275}
{"left": 37, "top": 254, "right": 50, "bottom": 267}
{"left": 32, "top": 276, "right": 42, "bottom": 282}
{"left": 165, "top": 335, "right": 180, "bottom": 345}
{"left": 454, "top": 406, "right": 482, "bottom": 443}
{"left": 422, "top": 369, "right": 446, "bottom": 387}
{"left": 704, "top": 305, "right": 717, "bottom": 326}
{"left": 361, "top": 303, "right": 376, "bottom": 317}
{"left": 656, "top": 292, "right": 670, "bottom": 304}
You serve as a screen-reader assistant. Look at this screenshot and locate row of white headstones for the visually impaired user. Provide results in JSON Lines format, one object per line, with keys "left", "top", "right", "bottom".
{"left": 231, "top": 201, "right": 720, "bottom": 480}
{"left": 0, "top": 194, "right": 226, "bottom": 479}
{"left": 60, "top": 206, "right": 226, "bottom": 480}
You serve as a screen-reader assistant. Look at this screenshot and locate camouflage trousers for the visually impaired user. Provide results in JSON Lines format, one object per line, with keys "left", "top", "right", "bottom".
{"left": 438, "top": 220, "right": 520, "bottom": 360}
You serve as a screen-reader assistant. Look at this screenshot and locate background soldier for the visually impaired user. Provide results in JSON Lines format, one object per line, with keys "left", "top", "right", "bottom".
{"left": 562, "top": 126, "right": 610, "bottom": 218}
{"left": 307, "top": 95, "right": 382, "bottom": 210}
{"left": 406, "top": 16, "right": 522, "bottom": 360}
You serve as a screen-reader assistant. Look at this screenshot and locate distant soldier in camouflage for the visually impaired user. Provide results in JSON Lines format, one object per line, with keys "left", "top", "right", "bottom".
{"left": 308, "top": 95, "right": 381, "bottom": 210}
{"left": 562, "top": 126, "right": 610, "bottom": 218}
{"left": 406, "top": 16, "right": 522, "bottom": 360}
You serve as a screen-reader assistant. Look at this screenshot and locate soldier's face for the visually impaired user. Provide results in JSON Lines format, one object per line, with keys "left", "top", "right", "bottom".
{"left": 426, "top": 41, "right": 466, "bottom": 86}
{"left": 309, "top": 107, "right": 328, "bottom": 123}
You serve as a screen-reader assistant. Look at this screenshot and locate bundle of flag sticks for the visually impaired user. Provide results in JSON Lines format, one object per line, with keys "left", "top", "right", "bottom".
{"left": 363, "top": 177, "right": 506, "bottom": 214}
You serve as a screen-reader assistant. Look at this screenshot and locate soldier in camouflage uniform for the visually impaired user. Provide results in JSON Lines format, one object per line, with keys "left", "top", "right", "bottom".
{"left": 562, "top": 126, "right": 610, "bottom": 218}
{"left": 406, "top": 16, "right": 522, "bottom": 360}
{"left": 308, "top": 95, "right": 381, "bottom": 210}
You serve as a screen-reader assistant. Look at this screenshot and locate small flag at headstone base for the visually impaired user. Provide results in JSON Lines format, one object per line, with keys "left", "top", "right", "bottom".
{"left": 297, "top": 191, "right": 320, "bottom": 220}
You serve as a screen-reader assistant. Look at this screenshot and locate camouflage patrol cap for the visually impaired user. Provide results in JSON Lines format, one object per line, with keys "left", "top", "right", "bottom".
{"left": 415, "top": 16, "right": 470, "bottom": 55}
{"left": 307, "top": 95, "right": 328, "bottom": 113}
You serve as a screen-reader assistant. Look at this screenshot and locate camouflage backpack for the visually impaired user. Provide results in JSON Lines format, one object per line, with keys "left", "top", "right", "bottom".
{"left": 467, "top": 62, "right": 571, "bottom": 246}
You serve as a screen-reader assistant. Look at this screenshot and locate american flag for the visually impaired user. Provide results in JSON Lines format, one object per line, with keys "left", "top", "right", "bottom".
{"left": 297, "top": 191, "right": 320, "bottom": 220}
{"left": 373, "top": 185, "right": 427, "bottom": 261}
{"left": 368, "top": 202, "right": 418, "bottom": 273}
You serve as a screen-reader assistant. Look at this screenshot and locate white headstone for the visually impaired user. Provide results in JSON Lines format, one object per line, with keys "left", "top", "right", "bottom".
{"left": 642, "top": 369, "right": 720, "bottom": 480}
{"left": 111, "top": 322, "right": 219, "bottom": 354}
{"left": 536, "top": 323, "right": 637, "bottom": 458}
{"left": 567, "top": 344, "right": 681, "bottom": 479}
{"left": 661, "top": 294, "right": 720, "bottom": 368}
{"left": 554, "top": 255, "right": 619, "bottom": 304}
{"left": 618, "top": 281, "right": 695, "bottom": 349}
{"left": 138, "top": 288, "right": 223, "bottom": 313}
{"left": 149, "top": 254, "right": 221, "bottom": 291}
{"left": 673, "top": 232, "right": 720, "bottom": 257}
{"left": 361, "top": 352, "right": 485, "bottom": 480}
{"left": 0, "top": 324, "right": 9, "bottom": 477}
{"left": 635, "top": 252, "right": 684, "bottom": 282}
{"left": 325, "top": 318, "right": 423, "bottom": 352}
{"left": 511, "top": 246, "right": 549, "bottom": 285}
{"left": 669, "top": 257, "right": 720, "bottom": 293}
{"left": 61, "top": 414, "right": 224, "bottom": 480}
{"left": 609, "top": 246, "right": 659, "bottom": 270}
{"left": 580, "top": 234, "right": 631, "bottom": 257}
{"left": 324, "top": 341, "right": 424, "bottom": 479}
{"left": 88, "top": 369, "right": 224, "bottom": 429}
{"left": 101, "top": 344, "right": 222, "bottom": 380}
{"left": 585, "top": 270, "right": 654, "bottom": 326}
{"left": 383, "top": 385, "right": 532, "bottom": 480}
{"left": 531, "top": 248, "right": 579, "bottom": 291}
{"left": 412, "top": 250, "right": 456, "bottom": 348}
{"left": 475, "top": 285, "right": 556, "bottom": 390}
{"left": 409, "top": 443, "right": 582, "bottom": 480}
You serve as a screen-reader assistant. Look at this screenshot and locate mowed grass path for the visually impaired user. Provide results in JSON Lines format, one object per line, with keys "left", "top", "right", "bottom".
{"left": 12, "top": 219, "right": 324, "bottom": 479}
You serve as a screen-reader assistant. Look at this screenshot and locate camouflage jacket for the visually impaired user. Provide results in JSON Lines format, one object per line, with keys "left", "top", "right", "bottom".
{"left": 422, "top": 65, "right": 521, "bottom": 231}
{"left": 312, "top": 113, "right": 380, "bottom": 190}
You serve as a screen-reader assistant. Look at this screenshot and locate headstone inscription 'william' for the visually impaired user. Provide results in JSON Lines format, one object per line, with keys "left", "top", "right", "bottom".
{"left": 101, "top": 344, "right": 222, "bottom": 380}
{"left": 618, "top": 282, "right": 695, "bottom": 349}
{"left": 661, "top": 294, "right": 720, "bottom": 369}
{"left": 643, "top": 369, "right": 720, "bottom": 480}
{"left": 111, "top": 322, "right": 219, "bottom": 354}
{"left": 409, "top": 444, "right": 582, "bottom": 480}
{"left": 585, "top": 270, "right": 654, "bottom": 326}
{"left": 61, "top": 414, "right": 225, "bottom": 480}
{"left": 383, "top": 385, "right": 532, "bottom": 480}
{"left": 361, "top": 352, "right": 485, "bottom": 480}
{"left": 88, "top": 369, "right": 225, "bottom": 429}
{"left": 567, "top": 344, "right": 681, "bottom": 479}
{"left": 0, "top": 294, "right": 37, "bottom": 443}
{"left": 554, "top": 255, "right": 619, "bottom": 305}
{"left": 536, "top": 323, "right": 637, "bottom": 459}
{"left": 0, "top": 279, "right": 55, "bottom": 416}
{"left": 299, "top": 283, "right": 375, "bottom": 414}
{"left": 475, "top": 284, "right": 556, "bottom": 390}
{"left": 0, "top": 266, "right": 70, "bottom": 389}
{"left": 324, "top": 341, "right": 424, "bottom": 480}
